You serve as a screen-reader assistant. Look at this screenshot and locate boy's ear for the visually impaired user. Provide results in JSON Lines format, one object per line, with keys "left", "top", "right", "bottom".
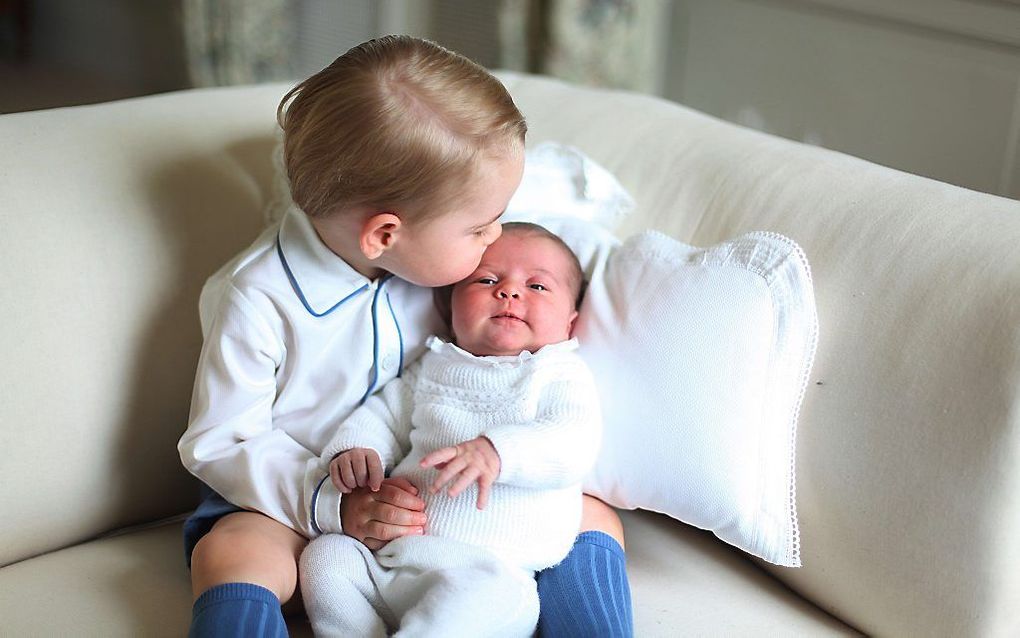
{"left": 359, "top": 212, "right": 403, "bottom": 260}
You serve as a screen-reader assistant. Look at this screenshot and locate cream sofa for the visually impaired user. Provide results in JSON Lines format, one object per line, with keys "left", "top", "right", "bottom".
{"left": 2, "top": 71, "right": 1018, "bottom": 637}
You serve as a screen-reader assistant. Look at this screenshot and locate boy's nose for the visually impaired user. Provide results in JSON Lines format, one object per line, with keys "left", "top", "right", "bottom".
{"left": 497, "top": 288, "right": 519, "bottom": 300}
{"left": 486, "top": 224, "right": 504, "bottom": 245}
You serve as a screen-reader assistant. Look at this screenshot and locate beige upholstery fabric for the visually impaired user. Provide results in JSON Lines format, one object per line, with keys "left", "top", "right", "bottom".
{"left": 0, "top": 89, "right": 274, "bottom": 566}
{"left": 0, "top": 514, "right": 854, "bottom": 637}
{"left": 622, "top": 511, "right": 856, "bottom": 636}
{"left": 2, "top": 74, "right": 1018, "bottom": 636}
{"left": 0, "top": 523, "right": 198, "bottom": 637}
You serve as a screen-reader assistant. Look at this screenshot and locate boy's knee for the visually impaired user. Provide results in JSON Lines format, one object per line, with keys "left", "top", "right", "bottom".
{"left": 580, "top": 495, "right": 626, "bottom": 550}
{"left": 190, "top": 513, "right": 305, "bottom": 602}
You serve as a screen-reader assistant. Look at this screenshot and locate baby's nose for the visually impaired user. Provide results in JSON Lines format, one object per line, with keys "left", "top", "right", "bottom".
{"left": 497, "top": 288, "right": 520, "bottom": 300}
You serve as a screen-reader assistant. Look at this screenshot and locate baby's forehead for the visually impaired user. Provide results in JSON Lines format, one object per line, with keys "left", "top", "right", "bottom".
{"left": 489, "top": 233, "right": 574, "bottom": 271}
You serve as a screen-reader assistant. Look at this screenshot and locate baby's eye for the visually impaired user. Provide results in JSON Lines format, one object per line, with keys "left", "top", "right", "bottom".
{"left": 478, "top": 277, "right": 497, "bottom": 285}
{"left": 529, "top": 283, "right": 548, "bottom": 291}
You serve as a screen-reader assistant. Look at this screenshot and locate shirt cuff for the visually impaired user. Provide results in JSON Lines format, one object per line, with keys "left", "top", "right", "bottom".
{"left": 310, "top": 474, "right": 344, "bottom": 536}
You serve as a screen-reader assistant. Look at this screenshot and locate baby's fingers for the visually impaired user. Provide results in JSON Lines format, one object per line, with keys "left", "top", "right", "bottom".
{"left": 476, "top": 474, "right": 495, "bottom": 510}
{"left": 330, "top": 458, "right": 353, "bottom": 493}
{"left": 430, "top": 457, "right": 468, "bottom": 494}
{"left": 366, "top": 452, "right": 384, "bottom": 492}
{"left": 446, "top": 466, "right": 479, "bottom": 500}
{"left": 351, "top": 453, "right": 369, "bottom": 488}
{"left": 420, "top": 446, "right": 458, "bottom": 469}
{"left": 328, "top": 461, "right": 346, "bottom": 493}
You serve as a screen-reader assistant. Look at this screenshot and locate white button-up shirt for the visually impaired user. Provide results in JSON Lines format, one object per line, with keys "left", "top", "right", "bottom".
{"left": 178, "top": 206, "right": 444, "bottom": 537}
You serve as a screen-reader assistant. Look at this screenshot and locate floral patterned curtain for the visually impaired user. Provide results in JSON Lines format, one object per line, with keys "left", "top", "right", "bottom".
{"left": 500, "top": 0, "right": 670, "bottom": 94}
{"left": 182, "top": 0, "right": 295, "bottom": 87}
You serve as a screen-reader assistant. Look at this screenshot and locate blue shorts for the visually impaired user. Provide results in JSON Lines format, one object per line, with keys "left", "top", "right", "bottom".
{"left": 182, "top": 486, "right": 244, "bottom": 569}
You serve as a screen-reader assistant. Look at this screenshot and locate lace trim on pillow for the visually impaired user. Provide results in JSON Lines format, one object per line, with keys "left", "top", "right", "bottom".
{"left": 746, "top": 231, "right": 817, "bottom": 568}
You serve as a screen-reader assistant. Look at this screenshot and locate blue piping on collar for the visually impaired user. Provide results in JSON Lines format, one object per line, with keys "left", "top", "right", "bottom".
{"left": 276, "top": 233, "right": 368, "bottom": 317}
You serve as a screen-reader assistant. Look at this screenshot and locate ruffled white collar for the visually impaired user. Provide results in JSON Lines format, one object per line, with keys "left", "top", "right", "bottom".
{"left": 425, "top": 335, "right": 579, "bottom": 367}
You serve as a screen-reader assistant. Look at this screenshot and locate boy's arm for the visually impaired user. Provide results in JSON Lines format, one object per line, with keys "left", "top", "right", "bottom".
{"left": 178, "top": 284, "right": 336, "bottom": 538}
{"left": 483, "top": 359, "right": 602, "bottom": 490}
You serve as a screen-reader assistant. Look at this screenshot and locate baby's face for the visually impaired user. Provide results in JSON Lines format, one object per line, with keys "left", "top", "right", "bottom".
{"left": 450, "top": 232, "right": 579, "bottom": 357}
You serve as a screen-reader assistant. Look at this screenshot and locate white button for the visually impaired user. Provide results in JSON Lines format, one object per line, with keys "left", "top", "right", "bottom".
{"left": 381, "top": 354, "right": 397, "bottom": 372}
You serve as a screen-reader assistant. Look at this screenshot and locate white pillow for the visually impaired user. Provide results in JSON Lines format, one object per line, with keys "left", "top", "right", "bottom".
{"left": 504, "top": 141, "right": 635, "bottom": 231}
{"left": 572, "top": 229, "right": 816, "bottom": 567}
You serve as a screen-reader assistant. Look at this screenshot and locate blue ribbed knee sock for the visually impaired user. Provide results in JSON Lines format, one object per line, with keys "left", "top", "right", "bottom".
{"left": 536, "top": 531, "right": 634, "bottom": 638}
{"left": 188, "top": 582, "right": 288, "bottom": 638}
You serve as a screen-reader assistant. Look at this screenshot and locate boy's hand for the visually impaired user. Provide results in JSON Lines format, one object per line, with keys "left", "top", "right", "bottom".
{"left": 420, "top": 436, "right": 501, "bottom": 510}
{"left": 330, "top": 447, "right": 384, "bottom": 493}
{"left": 340, "top": 477, "right": 426, "bottom": 551}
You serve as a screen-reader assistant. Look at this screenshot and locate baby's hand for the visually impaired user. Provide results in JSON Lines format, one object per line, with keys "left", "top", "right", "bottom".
{"left": 419, "top": 436, "right": 501, "bottom": 510}
{"left": 330, "top": 448, "right": 384, "bottom": 493}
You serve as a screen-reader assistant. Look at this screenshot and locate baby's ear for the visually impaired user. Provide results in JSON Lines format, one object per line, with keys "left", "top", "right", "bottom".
{"left": 432, "top": 285, "right": 455, "bottom": 332}
{"left": 360, "top": 213, "right": 402, "bottom": 260}
{"left": 566, "top": 309, "right": 579, "bottom": 337}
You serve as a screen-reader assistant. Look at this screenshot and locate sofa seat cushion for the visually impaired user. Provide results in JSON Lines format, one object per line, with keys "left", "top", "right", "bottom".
{"left": 0, "top": 522, "right": 193, "bottom": 636}
{"left": 0, "top": 513, "right": 858, "bottom": 636}
{"left": 622, "top": 510, "right": 859, "bottom": 636}
{"left": 0, "top": 521, "right": 304, "bottom": 637}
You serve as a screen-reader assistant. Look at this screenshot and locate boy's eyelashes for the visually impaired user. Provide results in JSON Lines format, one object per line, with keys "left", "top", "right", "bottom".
{"left": 471, "top": 222, "right": 499, "bottom": 237}
{"left": 471, "top": 210, "right": 507, "bottom": 235}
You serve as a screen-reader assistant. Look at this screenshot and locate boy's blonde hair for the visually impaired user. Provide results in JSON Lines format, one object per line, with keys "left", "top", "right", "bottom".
{"left": 278, "top": 35, "right": 527, "bottom": 221}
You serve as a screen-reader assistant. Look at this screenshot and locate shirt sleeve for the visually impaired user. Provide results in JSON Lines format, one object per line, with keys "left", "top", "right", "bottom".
{"left": 483, "top": 357, "right": 602, "bottom": 490}
{"left": 178, "top": 283, "right": 329, "bottom": 538}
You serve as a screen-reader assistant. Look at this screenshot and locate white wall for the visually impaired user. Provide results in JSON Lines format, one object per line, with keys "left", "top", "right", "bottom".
{"left": 19, "top": 0, "right": 1020, "bottom": 201}
{"left": 291, "top": 0, "right": 501, "bottom": 79}
{"left": 665, "top": 0, "right": 1020, "bottom": 199}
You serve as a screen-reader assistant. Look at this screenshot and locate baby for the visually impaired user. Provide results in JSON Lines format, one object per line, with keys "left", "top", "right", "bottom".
{"left": 300, "top": 222, "right": 602, "bottom": 637}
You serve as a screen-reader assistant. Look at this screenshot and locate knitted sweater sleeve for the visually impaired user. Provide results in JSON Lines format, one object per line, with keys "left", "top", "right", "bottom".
{"left": 320, "top": 367, "right": 416, "bottom": 471}
{"left": 483, "top": 357, "right": 602, "bottom": 490}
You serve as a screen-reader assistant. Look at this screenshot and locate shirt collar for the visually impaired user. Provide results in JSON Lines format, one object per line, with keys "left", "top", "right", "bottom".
{"left": 277, "top": 205, "right": 373, "bottom": 317}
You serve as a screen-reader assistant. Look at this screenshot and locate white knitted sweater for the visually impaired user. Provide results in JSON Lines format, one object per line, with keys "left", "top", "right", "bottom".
{"left": 322, "top": 336, "right": 602, "bottom": 571}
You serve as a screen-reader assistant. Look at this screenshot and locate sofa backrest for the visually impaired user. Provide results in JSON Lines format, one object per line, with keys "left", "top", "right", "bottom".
{"left": 0, "top": 86, "right": 283, "bottom": 567}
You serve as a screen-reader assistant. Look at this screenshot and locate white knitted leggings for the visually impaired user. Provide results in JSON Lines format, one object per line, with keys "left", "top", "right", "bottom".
{"left": 300, "top": 533, "right": 539, "bottom": 638}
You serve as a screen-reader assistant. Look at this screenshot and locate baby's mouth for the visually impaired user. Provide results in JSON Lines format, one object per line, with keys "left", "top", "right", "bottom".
{"left": 492, "top": 312, "right": 525, "bottom": 324}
